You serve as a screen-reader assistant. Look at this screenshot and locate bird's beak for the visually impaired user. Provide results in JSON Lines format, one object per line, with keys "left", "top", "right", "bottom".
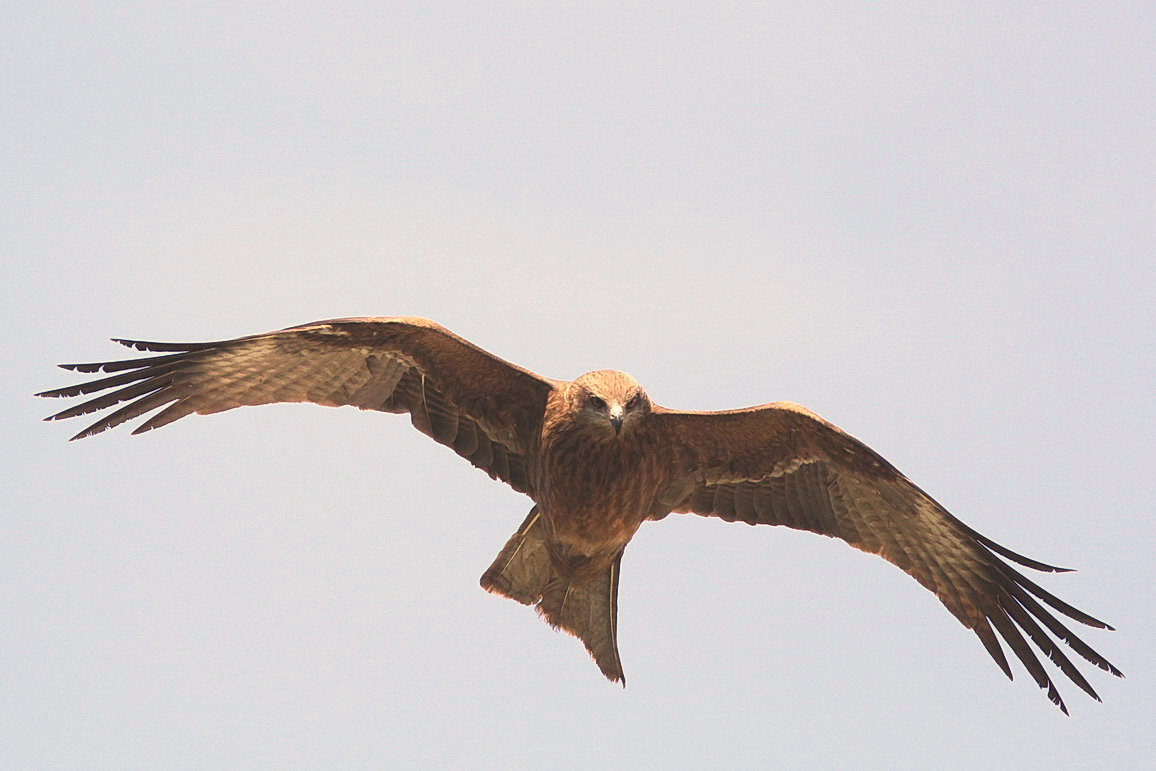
{"left": 609, "top": 405, "right": 624, "bottom": 434}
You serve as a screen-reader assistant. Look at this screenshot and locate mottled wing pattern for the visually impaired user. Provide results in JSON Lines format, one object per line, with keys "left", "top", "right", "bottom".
{"left": 653, "top": 402, "right": 1122, "bottom": 714}
{"left": 38, "top": 317, "right": 559, "bottom": 494}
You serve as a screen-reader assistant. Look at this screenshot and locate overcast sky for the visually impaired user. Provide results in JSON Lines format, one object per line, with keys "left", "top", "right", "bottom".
{"left": 4, "top": 3, "right": 1153, "bottom": 768}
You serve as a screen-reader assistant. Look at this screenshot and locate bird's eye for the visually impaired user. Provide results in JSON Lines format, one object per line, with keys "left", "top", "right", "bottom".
{"left": 588, "top": 395, "right": 606, "bottom": 410}
{"left": 626, "top": 394, "right": 642, "bottom": 409}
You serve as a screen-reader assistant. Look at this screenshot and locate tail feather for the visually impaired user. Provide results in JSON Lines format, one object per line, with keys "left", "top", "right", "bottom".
{"left": 480, "top": 507, "right": 553, "bottom": 605}
{"left": 537, "top": 551, "right": 625, "bottom": 684}
{"left": 480, "top": 507, "right": 626, "bottom": 683}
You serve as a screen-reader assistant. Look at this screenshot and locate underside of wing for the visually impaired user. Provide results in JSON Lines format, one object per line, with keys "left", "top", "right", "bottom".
{"left": 653, "top": 403, "right": 1123, "bottom": 713}
{"left": 38, "top": 317, "right": 558, "bottom": 494}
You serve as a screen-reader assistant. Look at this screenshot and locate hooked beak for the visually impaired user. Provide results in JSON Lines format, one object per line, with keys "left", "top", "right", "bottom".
{"left": 609, "top": 405, "right": 624, "bottom": 434}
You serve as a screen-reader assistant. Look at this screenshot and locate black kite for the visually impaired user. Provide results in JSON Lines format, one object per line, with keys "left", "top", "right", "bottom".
{"left": 38, "top": 317, "right": 1122, "bottom": 712}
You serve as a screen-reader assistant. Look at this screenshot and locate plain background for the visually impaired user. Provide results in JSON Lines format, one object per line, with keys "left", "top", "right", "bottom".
{"left": 4, "top": 3, "right": 1153, "bottom": 768}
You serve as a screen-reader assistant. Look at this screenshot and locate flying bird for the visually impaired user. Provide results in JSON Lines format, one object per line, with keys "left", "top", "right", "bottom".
{"left": 38, "top": 317, "right": 1122, "bottom": 712}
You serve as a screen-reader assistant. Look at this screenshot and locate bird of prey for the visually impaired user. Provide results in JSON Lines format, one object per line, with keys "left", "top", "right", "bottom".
{"left": 38, "top": 316, "right": 1122, "bottom": 712}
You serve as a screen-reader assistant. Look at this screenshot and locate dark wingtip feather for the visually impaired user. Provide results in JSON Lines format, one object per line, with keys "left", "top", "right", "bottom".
{"left": 36, "top": 388, "right": 70, "bottom": 399}
{"left": 1003, "top": 592, "right": 1104, "bottom": 703}
{"left": 1005, "top": 582, "right": 1124, "bottom": 683}
{"left": 68, "top": 421, "right": 112, "bottom": 441}
{"left": 59, "top": 362, "right": 110, "bottom": 374}
{"left": 1009, "top": 568, "right": 1116, "bottom": 630}
{"left": 953, "top": 518, "right": 1075, "bottom": 573}
{"left": 973, "top": 619, "right": 1014, "bottom": 681}
{"left": 112, "top": 338, "right": 215, "bottom": 353}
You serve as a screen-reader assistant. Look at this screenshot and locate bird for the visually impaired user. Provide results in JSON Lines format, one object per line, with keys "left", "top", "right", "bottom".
{"left": 37, "top": 316, "right": 1122, "bottom": 713}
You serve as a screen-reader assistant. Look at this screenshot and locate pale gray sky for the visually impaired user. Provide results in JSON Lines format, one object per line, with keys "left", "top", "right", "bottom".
{"left": 4, "top": 3, "right": 1153, "bottom": 767}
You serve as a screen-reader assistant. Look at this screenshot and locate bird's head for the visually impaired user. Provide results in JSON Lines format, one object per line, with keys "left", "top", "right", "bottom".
{"left": 568, "top": 370, "right": 651, "bottom": 437}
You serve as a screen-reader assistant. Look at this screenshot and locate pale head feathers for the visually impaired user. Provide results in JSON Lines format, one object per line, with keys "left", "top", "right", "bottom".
{"left": 567, "top": 370, "right": 651, "bottom": 435}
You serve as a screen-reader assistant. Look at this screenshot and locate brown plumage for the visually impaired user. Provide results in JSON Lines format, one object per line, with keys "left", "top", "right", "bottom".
{"left": 37, "top": 316, "right": 1122, "bottom": 712}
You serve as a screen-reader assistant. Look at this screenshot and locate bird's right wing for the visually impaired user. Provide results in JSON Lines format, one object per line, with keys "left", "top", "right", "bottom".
{"left": 38, "top": 317, "right": 559, "bottom": 495}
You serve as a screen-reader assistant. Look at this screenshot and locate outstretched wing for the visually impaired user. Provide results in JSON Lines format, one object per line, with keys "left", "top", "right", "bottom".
{"left": 38, "top": 317, "right": 559, "bottom": 494}
{"left": 652, "top": 401, "right": 1122, "bottom": 714}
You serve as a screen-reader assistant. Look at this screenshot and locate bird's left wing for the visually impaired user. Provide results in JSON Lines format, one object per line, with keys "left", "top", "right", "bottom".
{"left": 651, "top": 401, "right": 1122, "bottom": 713}
{"left": 38, "top": 317, "right": 559, "bottom": 494}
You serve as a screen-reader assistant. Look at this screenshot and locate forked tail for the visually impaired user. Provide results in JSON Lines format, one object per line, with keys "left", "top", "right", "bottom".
{"left": 480, "top": 507, "right": 626, "bottom": 683}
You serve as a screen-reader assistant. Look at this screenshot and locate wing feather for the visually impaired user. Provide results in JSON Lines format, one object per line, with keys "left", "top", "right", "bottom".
{"left": 653, "top": 402, "right": 1121, "bottom": 711}
{"left": 38, "top": 317, "right": 558, "bottom": 494}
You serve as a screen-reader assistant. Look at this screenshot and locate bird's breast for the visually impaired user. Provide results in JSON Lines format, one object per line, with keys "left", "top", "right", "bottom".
{"left": 533, "top": 427, "right": 668, "bottom": 554}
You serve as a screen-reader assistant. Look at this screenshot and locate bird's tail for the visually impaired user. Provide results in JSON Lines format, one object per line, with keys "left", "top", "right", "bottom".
{"left": 480, "top": 507, "right": 625, "bottom": 684}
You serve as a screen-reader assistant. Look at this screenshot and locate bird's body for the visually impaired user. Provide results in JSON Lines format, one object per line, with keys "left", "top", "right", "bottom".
{"left": 38, "top": 316, "right": 1122, "bottom": 711}
{"left": 538, "top": 373, "right": 660, "bottom": 552}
